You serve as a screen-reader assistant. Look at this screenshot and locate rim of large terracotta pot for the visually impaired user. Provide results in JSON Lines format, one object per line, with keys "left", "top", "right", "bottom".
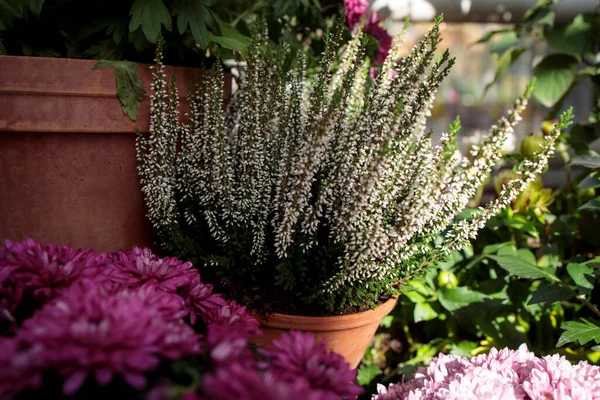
{"left": 253, "top": 296, "right": 399, "bottom": 331}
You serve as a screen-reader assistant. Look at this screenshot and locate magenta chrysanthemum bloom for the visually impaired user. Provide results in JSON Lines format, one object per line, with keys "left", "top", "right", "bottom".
{"left": 117, "top": 282, "right": 188, "bottom": 321}
{"left": 4, "top": 280, "right": 201, "bottom": 396}
{"left": 182, "top": 276, "right": 227, "bottom": 324}
{"left": 202, "top": 363, "right": 335, "bottom": 400}
{"left": 0, "top": 337, "right": 44, "bottom": 399}
{"left": 261, "top": 331, "right": 362, "bottom": 399}
{"left": 0, "top": 238, "right": 108, "bottom": 310}
{"left": 205, "top": 323, "right": 253, "bottom": 365}
{"left": 204, "top": 300, "right": 262, "bottom": 336}
{"left": 108, "top": 247, "right": 198, "bottom": 292}
{"left": 374, "top": 344, "right": 600, "bottom": 400}
{"left": 343, "top": 0, "right": 392, "bottom": 64}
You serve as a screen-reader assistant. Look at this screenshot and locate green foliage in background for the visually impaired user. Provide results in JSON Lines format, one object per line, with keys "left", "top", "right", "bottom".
{"left": 359, "top": 1, "right": 600, "bottom": 396}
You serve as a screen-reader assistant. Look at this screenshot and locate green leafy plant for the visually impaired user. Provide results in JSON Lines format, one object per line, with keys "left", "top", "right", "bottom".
{"left": 137, "top": 16, "right": 571, "bottom": 315}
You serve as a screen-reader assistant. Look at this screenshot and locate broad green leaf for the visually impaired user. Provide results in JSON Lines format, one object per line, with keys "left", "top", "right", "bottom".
{"left": 489, "top": 255, "right": 559, "bottom": 281}
{"left": 579, "top": 173, "right": 600, "bottom": 189}
{"left": 517, "top": 249, "right": 537, "bottom": 265}
{"left": 0, "top": 0, "right": 24, "bottom": 30}
{"left": 128, "top": 27, "right": 152, "bottom": 52}
{"left": 475, "top": 28, "right": 512, "bottom": 44}
{"left": 172, "top": 0, "right": 212, "bottom": 47}
{"left": 580, "top": 197, "right": 600, "bottom": 211}
{"left": 566, "top": 263, "right": 594, "bottom": 289}
{"left": 483, "top": 241, "right": 515, "bottom": 255}
{"left": 489, "top": 31, "right": 519, "bottom": 54}
{"left": 528, "top": 284, "right": 574, "bottom": 305}
{"left": 557, "top": 319, "right": 600, "bottom": 347}
{"left": 404, "top": 290, "right": 426, "bottom": 303}
{"left": 379, "top": 315, "right": 393, "bottom": 328}
{"left": 532, "top": 54, "right": 578, "bottom": 107}
{"left": 545, "top": 14, "right": 593, "bottom": 56}
{"left": 107, "top": 20, "right": 128, "bottom": 45}
{"left": 211, "top": 14, "right": 250, "bottom": 51}
{"left": 450, "top": 341, "right": 478, "bottom": 357}
{"left": 438, "top": 287, "right": 489, "bottom": 312}
{"left": 522, "top": 0, "right": 558, "bottom": 26}
{"left": 84, "top": 39, "right": 122, "bottom": 60}
{"left": 207, "top": 32, "right": 249, "bottom": 51}
{"left": 570, "top": 155, "right": 600, "bottom": 169}
{"left": 357, "top": 364, "right": 382, "bottom": 386}
{"left": 129, "top": 0, "right": 171, "bottom": 44}
{"left": 485, "top": 48, "right": 526, "bottom": 93}
{"left": 0, "top": 39, "right": 5, "bottom": 54}
{"left": 93, "top": 60, "right": 146, "bottom": 121}
{"left": 414, "top": 302, "right": 438, "bottom": 323}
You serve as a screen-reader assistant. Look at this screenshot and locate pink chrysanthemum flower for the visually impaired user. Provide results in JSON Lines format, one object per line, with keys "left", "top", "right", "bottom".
{"left": 0, "top": 337, "right": 44, "bottom": 399}
{"left": 181, "top": 276, "right": 227, "bottom": 324}
{"left": 3, "top": 280, "right": 201, "bottom": 397}
{"left": 374, "top": 344, "right": 600, "bottom": 400}
{"left": 204, "top": 300, "right": 262, "bottom": 336}
{"left": 201, "top": 363, "right": 333, "bottom": 400}
{"left": 261, "top": 331, "right": 362, "bottom": 399}
{"left": 108, "top": 247, "right": 198, "bottom": 292}
{"left": 0, "top": 238, "right": 108, "bottom": 311}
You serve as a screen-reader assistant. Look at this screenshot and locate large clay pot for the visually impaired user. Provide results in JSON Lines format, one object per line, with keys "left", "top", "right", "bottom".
{"left": 0, "top": 56, "right": 230, "bottom": 252}
{"left": 250, "top": 296, "right": 398, "bottom": 369}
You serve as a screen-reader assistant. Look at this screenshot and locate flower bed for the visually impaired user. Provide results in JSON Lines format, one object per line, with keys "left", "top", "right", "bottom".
{"left": 0, "top": 239, "right": 361, "bottom": 399}
{"left": 374, "top": 345, "right": 600, "bottom": 399}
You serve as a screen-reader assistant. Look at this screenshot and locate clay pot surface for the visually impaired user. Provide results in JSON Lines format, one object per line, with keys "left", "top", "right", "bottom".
{"left": 250, "top": 296, "right": 399, "bottom": 369}
{"left": 0, "top": 55, "right": 230, "bottom": 252}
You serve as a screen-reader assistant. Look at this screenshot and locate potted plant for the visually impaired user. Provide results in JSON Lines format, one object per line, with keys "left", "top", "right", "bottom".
{"left": 136, "top": 16, "right": 572, "bottom": 368}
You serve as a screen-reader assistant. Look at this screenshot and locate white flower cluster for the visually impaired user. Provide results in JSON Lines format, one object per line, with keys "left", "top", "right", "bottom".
{"left": 137, "top": 18, "right": 570, "bottom": 295}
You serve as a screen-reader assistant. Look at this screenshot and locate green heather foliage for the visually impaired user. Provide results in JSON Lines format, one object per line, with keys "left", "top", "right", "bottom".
{"left": 137, "top": 17, "right": 571, "bottom": 312}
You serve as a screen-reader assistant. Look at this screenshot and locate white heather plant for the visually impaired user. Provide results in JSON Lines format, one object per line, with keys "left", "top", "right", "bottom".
{"left": 137, "top": 17, "right": 573, "bottom": 313}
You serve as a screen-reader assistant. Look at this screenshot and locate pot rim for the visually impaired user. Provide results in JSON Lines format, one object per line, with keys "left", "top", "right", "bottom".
{"left": 252, "top": 296, "right": 399, "bottom": 331}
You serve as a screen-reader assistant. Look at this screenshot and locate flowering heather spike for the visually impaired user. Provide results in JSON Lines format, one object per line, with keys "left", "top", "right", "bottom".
{"left": 139, "top": 17, "right": 565, "bottom": 309}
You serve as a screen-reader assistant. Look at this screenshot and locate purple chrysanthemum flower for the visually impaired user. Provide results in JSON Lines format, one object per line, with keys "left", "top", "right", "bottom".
{"left": 116, "top": 282, "right": 188, "bottom": 322}
{"left": 204, "top": 300, "right": 262, "bottom": 336}
{"left": 0, "top": 337, "right": 43, "bottom": 399}
{"left": 374, "top": 344, "right": 600, "bottom": 400}
{"left": 201, "top": 362, "right": 336, "bottom": 400}
{"left": 108, "top": 247, "right": 198, "bottom": 293}
{"left": 2, "top": 280, "right": 201, "bottom": 397}
{"left": 181, "top": 276, "right": 227, "bottom": 324}
{"left": 343, "top": 0, "right": 392, "bottom": 64}
{"left": 0, "top": 238, "right": 108, "bottom": 312}
{"left": 261, "top": 331, "right": 363, "bottom": 399}
{"left": 205, "top": 323, "right": 254, "bottom": 366}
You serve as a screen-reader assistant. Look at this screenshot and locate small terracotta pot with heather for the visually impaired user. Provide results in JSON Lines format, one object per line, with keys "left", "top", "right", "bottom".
{"left": 250, "top": 296, "right": 398, "bottom": 369}
{"left": 0, "top": 56, "right": 230, "bottom": 252}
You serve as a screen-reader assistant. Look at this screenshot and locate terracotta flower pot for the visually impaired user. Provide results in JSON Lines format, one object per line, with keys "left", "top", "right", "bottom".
{"left": 0, "top": 55, "right": 230, "bottom": 252}
{"left": 250, "top": 296, "right": 398, "bottom": 369}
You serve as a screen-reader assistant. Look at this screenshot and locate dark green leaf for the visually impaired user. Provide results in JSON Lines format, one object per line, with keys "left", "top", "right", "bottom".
{"left": 557, "top": 319, "right": 600, "bottom": 347}
{"left": 485, "top": 48, "right": 526, "bottom": 93}
{"left": 128, "top": 27, "right": 152, "bottom": 52}
{"left": 172, "top": 0, "right": 212, "bottom": 47}
{"left": 84, "top": 39, "right": 122, "bottom": 60}
{"left": 528, "top": 284, "right": 574, "bottom": 305}
{"left": 129, "top": 0, "right": 171, "bottom": 44}
{"left": 570, "top": 155, "right": 600, "bottom": 169}
{"left": 489, "top": 255, "right": 559, "bottom": 281}
{"left": 566, "top": 263, "right": 594, "bottom": 289}
{"left": 579, "top": 173, "right": 600, "bottom": 189}
{"left": 107, "top": 20, "right": 128, "bottom": 45}
{"left": 211, "top": 14, "right": 250, "bottom": 51}
{"left": 379, "top": 315, "right": 393, "bottom": 328}
{"left": 357, "top": 364, "right": 382, "bottom": 386}
{"left": 0, "top": 0, "right": 24, "bottom": 30}
{"left": 93, "top": 60, "right": 146, "bottom": 121}
{"left": 437, "top": 287, "right": 489, "bottom": 312}
{"left": 580, "top": 196, "right": 600, "bottom": 211}
{"left": 413, "top": 302, "right": 438, "bottom": 322}
{"left": 545, "top": 14, "right": 594, "bottom": 56}
{"left": 28, "top": 0, "right": 43, "bottom": 15}
{"left": 273, "top": 0, "right": 301, "bottom": 18}
{"left": 522, "top": 0, "right": 558, "bottom": 26}
{"left": 532, "top": 54, "right": 578, "bottom": 107}
{"left": 0, "top": 39, "right": 5, "bottom": 54}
